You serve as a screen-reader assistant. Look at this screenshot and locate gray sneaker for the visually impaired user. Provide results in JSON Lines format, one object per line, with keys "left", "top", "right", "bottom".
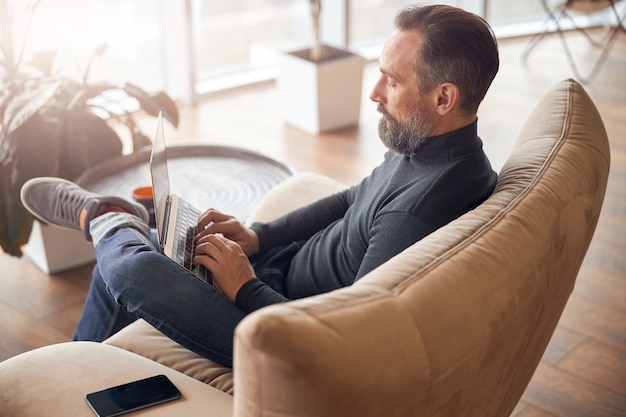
{"left": 20, "top": 177, "right": 149, "bottom": 241}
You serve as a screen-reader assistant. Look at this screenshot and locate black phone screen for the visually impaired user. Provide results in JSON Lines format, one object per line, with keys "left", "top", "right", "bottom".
{"left": 84, "top": 374, "right": 182, "bottom": 417}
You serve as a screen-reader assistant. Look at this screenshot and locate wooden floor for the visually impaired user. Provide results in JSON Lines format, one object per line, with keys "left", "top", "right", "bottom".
{"left": 1, "top": 30, "right": 625, "bottom": 416}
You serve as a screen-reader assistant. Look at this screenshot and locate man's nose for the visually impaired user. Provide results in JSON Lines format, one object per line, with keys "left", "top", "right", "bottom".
{"left": 369, "top": 77, "right": 385, "bottom": 103}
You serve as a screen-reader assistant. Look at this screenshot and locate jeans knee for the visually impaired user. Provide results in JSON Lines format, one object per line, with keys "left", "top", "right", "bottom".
{"left": 100, "top": 249, "right": 171, "bottom": 305}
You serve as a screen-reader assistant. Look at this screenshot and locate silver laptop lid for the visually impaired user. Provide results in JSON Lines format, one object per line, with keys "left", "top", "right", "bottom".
{"left": 149, "top": 112, "right": 171, "bottom": 249}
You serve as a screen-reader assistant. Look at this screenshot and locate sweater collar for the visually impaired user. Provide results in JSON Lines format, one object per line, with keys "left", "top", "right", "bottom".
{"left": 409, "top": 120, "right": 481, "bottom": 163}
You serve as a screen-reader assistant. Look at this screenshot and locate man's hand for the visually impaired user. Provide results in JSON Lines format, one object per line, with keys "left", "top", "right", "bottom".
{"left": 193, "top": 234, "right": 256, "bottom": 302}
{"left": 196, "top": 208, "right": 259, "bottom": 256}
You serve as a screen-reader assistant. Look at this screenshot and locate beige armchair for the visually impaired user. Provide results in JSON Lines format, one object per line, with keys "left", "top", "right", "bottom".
{"left": 0, "top": 78, "right": 610, "bottom": 417}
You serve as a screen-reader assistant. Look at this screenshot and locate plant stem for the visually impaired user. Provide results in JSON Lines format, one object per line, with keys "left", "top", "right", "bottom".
{"left": 310, "top": 0, "right": 322, "bottom": 61}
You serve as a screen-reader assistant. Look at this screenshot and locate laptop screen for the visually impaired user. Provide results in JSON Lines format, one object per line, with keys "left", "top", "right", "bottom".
{"left": 149, "top": 113, "right": 171, "bottom": 247}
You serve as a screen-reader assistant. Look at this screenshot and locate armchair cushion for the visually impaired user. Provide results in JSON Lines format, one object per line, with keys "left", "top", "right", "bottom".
{"left": 104, "top": 319, "right": 235, "bottom": 395}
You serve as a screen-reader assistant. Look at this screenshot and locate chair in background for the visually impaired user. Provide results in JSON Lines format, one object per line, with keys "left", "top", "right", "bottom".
{"left": 522, "top": 0, "right": 626, "bottom": 82}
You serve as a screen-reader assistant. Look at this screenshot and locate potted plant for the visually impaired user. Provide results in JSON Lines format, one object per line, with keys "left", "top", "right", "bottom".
{"left": 0, "top": 1, "right": 179, "bottom": 260}
{"left": 277, "top": 0, "right": 365, "bottom": 135}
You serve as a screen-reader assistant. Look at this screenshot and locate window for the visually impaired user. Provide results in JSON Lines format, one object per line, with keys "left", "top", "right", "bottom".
{"left": 10, "top": 0, "right": 613, "bottom": 103}
{"left": 3, "top": 0, "right": 163, "bottom": 90}
{"left": 349, "top": 0, "right": 461, "bottom": 56}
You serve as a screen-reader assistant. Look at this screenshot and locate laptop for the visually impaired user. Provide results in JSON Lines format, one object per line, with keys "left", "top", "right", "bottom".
{"left": 149, "top": 113, "right": 213, "bottom": 286}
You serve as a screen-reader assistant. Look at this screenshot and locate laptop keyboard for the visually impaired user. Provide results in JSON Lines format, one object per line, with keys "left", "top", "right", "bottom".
{"left": 171, "top": 200, "right": 212, "bottom": 286}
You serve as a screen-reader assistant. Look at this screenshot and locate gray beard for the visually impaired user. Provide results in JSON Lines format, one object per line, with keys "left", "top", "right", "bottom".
{"left": 377, "top": 103, "right": 430, "bottom": 156}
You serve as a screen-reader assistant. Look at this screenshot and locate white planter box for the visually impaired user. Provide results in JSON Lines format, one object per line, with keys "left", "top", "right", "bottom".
{"left": 277, "top": 45, "right": 365, "bottom": 135}
{"left": 23, "top": 220, "right": 95, "bottom": 274}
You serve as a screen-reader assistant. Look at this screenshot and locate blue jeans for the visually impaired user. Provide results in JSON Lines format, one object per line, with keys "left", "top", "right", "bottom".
{"left": 74, "top": 216, "right": 295, "bottom": 368}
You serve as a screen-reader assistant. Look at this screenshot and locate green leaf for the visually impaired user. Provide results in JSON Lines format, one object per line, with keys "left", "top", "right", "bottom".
{"left": 9, "top": 112, "right": 60, "bottom": 190}
{"left": 123, "top": 83, "right": 179, "bottom": 127}
{"left": 0, "top": 161, "right": 33, "bottom": 257}
{"left": 93, "top": 43, "right": 108, "bottom": 58}
{"left": 131, "top": 130, "right": 152, "bottom": 152}
{"left": 29, "top": 50, "right": 57, "bottom": 76}
{"left": 57, "top": 110, "right": 123, "bottom": 180}
{"left": 3, "top": 79, "right": 61, "bottom": 136}
{"left": 67, "top": 82, "right": 116, "bottom": 110}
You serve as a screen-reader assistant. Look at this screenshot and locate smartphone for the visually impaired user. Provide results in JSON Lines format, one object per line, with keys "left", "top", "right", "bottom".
{"left": 84, "top": 374, "right": 182, "bottom": 417}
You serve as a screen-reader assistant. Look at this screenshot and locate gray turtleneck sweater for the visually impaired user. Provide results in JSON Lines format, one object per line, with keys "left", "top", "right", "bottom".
{"left": 239, "top": 121, "right": 497, "bottom": 312}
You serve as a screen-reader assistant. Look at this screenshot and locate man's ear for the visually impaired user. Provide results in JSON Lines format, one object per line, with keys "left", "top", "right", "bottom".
{"left": 434, "top": 83, "right": 460, "bottom": 116}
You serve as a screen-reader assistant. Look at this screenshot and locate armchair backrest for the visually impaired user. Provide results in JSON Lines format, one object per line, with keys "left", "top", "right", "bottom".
{"left": 234, "top": 79, "right": 610, "bottom": 417}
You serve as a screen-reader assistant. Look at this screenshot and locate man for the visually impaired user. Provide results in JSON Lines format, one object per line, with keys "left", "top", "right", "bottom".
{"left": 20, "top": 5, "right": 499, "bottom": 368}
